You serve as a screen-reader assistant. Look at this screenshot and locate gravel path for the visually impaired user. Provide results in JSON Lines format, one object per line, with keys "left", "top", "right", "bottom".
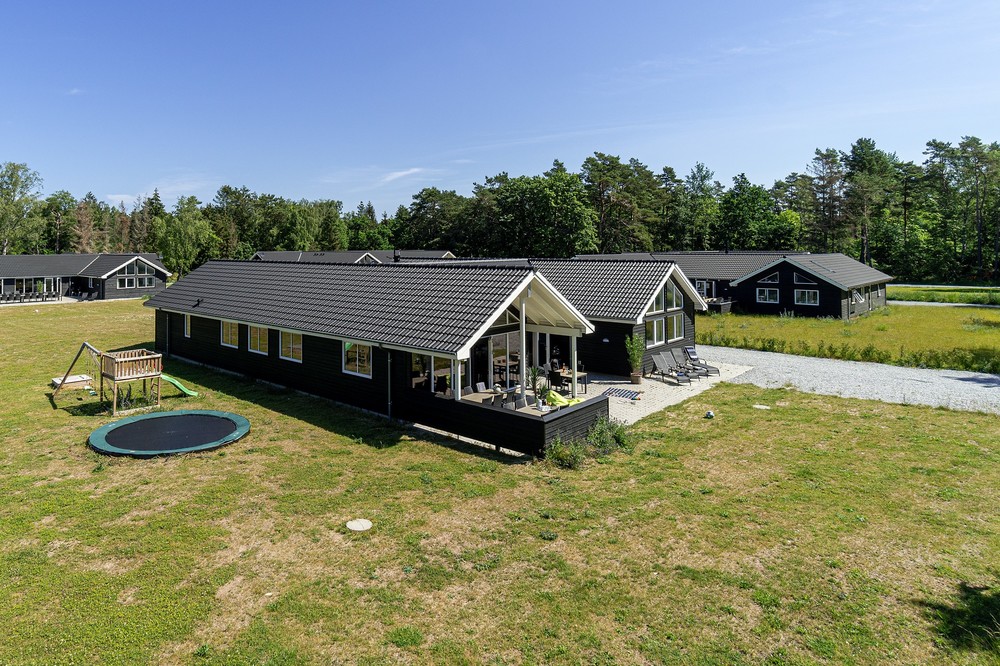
{"left": 700, "top": 345, "right": 1000, "bottom": 415}
{"left": 889, "top": 300, "right": 1000, "bottom": 309}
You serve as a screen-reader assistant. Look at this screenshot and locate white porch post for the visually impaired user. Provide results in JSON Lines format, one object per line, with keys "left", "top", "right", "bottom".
{"left": 545, "top": 333, "right": 551, "bottom": 365}
{"left": 452, "top": 359, "right": 460, "bottom": 401}
{"left": 519, "top": 294, "right": 527, "bottom": 400}
{"left": 532, "top": 330, "right": 539, "bottom": 372}
{"left": 570, "top": 334, "right": 578, "bottom": 398}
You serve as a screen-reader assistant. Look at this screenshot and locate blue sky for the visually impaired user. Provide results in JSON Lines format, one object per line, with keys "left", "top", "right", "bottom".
{"left": 3, "top": 1, "right": 998, "bottom": 215}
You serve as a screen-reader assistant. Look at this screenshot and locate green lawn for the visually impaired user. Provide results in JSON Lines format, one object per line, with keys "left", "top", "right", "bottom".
{"left": 1, "top": 301, "right": 998, "bottom": 664}
{"left": 888, "top": 286, "right": 1000, "bottom": 306}
{"left": 696, "top": 305, "right": 1000, "bottom": 374}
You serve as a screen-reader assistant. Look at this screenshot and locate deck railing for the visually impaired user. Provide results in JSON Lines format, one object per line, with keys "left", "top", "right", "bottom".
{"left": 101, "top": 349, "right": 163, "bottom": 381}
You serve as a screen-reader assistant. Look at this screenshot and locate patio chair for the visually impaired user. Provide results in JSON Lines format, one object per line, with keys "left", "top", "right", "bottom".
{"left": 514, "top": 397, "right": 527, "bottom": 410}
{"left": 669, "top": 349, "right": 708, "bottom": 379}
{"left": 503, "top": 400, "right": 517, "bottom": 411}
{"left": 461, "top": 385, "right": 473, "bottom": 396}
{"left": 652, "top": 353, "right": 691, "bottom": 385}
{"left": 548, "top": 368, "right": 567, "bottom": 393}
{"left": 475, "top": 381, "right": 487, "bottom": 393}
{"left": 683, "top": 346, "right": 720, "bottom": 376}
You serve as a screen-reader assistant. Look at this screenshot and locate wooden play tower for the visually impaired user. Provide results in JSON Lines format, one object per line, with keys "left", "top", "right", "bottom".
{"left": 54, "top": 343, "right": 163, "bottom": 415}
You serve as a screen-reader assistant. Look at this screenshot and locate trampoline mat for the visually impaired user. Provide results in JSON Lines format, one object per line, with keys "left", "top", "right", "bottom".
{"left": 104, "top": 414, "right": 238, "bottom": 452}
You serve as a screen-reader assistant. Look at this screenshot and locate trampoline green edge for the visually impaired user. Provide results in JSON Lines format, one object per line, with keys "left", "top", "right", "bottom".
{"left": 88, "top": 409, "right": 251, "bottom": 457}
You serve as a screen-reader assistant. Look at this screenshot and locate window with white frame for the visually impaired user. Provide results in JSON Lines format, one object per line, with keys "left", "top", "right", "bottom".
{"left": 647, "top": 289, "right": 665, "bottom": 315}
{"left": 343, "top": 341, "right": 371, "bottom": 377}
{"left": 759, "top": 272, "right": 779, "bottom": 284}
{"left": 184, "top": 314, "right": 191, "bottom": 338}
{"left": 115, "top": 261, "right": 155, "bottom": 289}
{"left": 757, "top": 288, "right": 779, "bottom": 303}
{"left": 280, "top": 331, "right": 303, "bottom": 362}
{"left": 248, "top": 325, "right": 269, "bottom": 355}
{"left": 695, "top": 280, "right": 711, "bottom": 298}
{"left": 667, "top": 312, "right": 684, "bottom": 341}
{"left": 645, "top": 318, "right": 665, "bottom": 347}
{"left": 666, "top": 280, "right": 683, "bottom": 309}
{"left": 794, "top": 289, "right": 819, "bottom": 306}
{"left": 648, "top": 280, "right": 683, "bottom": 317}
{"left": 221, "top": 321, "right": 239, "bottom": 348}
{"left": 853, "top": 289, "right": 865, "bottom": 304}
{"left": 793, "top": 272, "right": 816, "bottom": 285}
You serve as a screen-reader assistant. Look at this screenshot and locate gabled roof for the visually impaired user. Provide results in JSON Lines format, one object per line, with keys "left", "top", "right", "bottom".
{"left": 529, "top": 259, "right": 708, "bottom": 322}
{"left": 731, "top": 253, "right": 893, "bottom": 290}
{"left": 78, "top": 253, "right": 170, "bottom": 278}
{"left": 251, "top": 249, "right": 455, "bottom": 263}
{"left": 578, "top": 251, "right": 812, "bottom": 281}
{"left": 0, "top": 253, "right": 170, "bottom": 279}
{"left": 145, "top": 261, "right": 591, "bottom": 358}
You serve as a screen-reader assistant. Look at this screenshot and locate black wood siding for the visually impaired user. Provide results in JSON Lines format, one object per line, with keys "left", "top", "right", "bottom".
{"left": 100, "top": 273, "right": 167, "bottom": 300}
{"left": 159, "top": 311, "right": 389, "bottom": 413}
{"left": 734, "top": 264, "right": 846, "bottom": 319}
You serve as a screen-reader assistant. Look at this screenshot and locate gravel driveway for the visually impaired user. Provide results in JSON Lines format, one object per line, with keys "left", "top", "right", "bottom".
{"left": 700, "top": 345, "right": 1000, "bottom": 415}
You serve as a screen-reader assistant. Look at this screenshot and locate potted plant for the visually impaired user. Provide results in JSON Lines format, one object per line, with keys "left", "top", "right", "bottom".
{"left": 526, "top": 365, "right": 547, "bottom": 409}
{"left": 625, "top": 333, "right": 645, "bottom": 384}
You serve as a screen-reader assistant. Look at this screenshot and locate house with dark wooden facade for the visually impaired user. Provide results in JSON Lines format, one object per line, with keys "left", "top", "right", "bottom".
{"left": 580, "top": 251, "right": 891, "bottom": 319}
{"left": 144, "top": 260, "right": 606, "bottom": 456}
{"left": 729, "top": 253, "right": 892, "bottom": 318}
{"left": 0, "top": 253, "right": 170, "bottom": 303}
{"left": 526, "top": 260, "right": 707, "bottom": 376}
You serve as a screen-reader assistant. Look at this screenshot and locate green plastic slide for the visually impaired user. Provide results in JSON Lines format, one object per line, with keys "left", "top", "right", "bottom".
{"left": 161, "top": 373, "right": 199, "bottom": 397}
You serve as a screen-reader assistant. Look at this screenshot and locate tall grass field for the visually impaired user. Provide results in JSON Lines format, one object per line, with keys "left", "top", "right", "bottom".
{"left": 697, "top": 305, "right": 1000, "bottom": 374}
{"left": 1, "top": 300, "right": 998, "bottom": 664}
{"left": 888, "top": 285, "right": 1000, "bottom": 306}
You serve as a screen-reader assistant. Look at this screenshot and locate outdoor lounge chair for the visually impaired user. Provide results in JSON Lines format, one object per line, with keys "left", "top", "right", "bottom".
{"left": 669, "top": 349, "right": 708, "bottom": 379}
{"left": 684, "top": 346, "right": 720, "bottom": 376}
{"left": 461, "top": 385, "right": 473, "bottom": 396}
{"left": 475, "top": 381, "right": 487, "bottom": 393}
{"left": 652, "top": 353, "right": 691, "bottom": 385}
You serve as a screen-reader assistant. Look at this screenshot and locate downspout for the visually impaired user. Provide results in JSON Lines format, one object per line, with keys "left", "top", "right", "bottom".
{"left": 386, "top": 348, "right": 392, "bottom": 420}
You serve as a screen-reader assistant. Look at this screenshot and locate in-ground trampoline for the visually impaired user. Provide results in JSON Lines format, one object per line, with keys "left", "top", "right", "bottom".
{"left": 89, "top": 410, "right": 250, "bottom": 457}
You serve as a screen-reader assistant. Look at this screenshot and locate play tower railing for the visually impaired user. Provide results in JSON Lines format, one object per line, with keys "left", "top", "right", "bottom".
{"left": 100, "top": 349, "right": 162, "bottom": 381}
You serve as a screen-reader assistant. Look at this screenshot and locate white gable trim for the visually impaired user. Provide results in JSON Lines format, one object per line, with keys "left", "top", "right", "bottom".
{"left": 98, "top": 256, "right": 171, "bottom": 279}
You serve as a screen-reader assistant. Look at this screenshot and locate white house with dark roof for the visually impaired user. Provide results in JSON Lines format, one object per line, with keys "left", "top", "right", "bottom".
{"left": 0, "top": 253, "right": 170, "bottom": 303}
{"left": 145, "top": 260, "right": 605, "bottom": 456}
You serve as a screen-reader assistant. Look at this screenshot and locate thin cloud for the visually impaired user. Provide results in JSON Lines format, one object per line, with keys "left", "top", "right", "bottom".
{"left": 66, "top": 88, "right": 85, "bottom": 96}
{"left": 105, "top": 172, "right": 220, "bottom": 207}
{"left": 381, "top": 167, "right": 426, "bottom": 183}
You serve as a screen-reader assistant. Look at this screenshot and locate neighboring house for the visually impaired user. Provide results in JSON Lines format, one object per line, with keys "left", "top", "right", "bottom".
{"left": 251, "top": 249, "right": 456, "bottom": 263}
{"left": 0, "top": 253, "right": 170, "bottom": 302}
{"left": 729, "top": 253, "right": 892, "bottom": 319}
{"left": 144, "top": 260, "right": 604, "bottom": 456}
{"left": 579, "top": 251, "right": 808, "bottom": 301}
{"left": 527, "top": 259, "right": 707, "bottom": 376}
{"left": 580, "top": 251, "right": 891, "bottom": 319}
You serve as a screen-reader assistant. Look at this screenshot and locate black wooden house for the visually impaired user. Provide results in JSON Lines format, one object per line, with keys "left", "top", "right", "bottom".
{"left": 145, "top": 260, "right": 606, "bottom": 456}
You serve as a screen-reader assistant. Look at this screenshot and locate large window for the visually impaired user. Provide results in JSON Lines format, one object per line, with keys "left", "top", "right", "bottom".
{"left": 793, "top": 272, "right": 816, "bottom": 285}
{"left": 759, "top": 272, "right": 779, "bottom": 284}
{"left": 221, "top": 321, "right": 239, "bottom": 348}
{"left": 116, "top": 261, "right": 155, "bottom": 289}
{"left": 647, "top": 281, "right": 683, "bottom": 315}
{"left": 343, "top": 341, "right": 371, "bottom": 377}
{"left": 794, "top": 289, "right": 819, "bottom": 306}
{"left": 280, "top": 331, "right": 303, "bottom": 362}
{"left": 645, "top": 318, "right": 664, "bottom": 347}
{"left": 667, "top": 313, "right": 684, "bottom": 341}
{"left": 695, "top": 280, "right": 711, "bottom": 298}
{"left": 248, "top": 325, "right": 269, "bottom": 355}
{"left": 757, "top": 288, "right": 779, "bottom": 303}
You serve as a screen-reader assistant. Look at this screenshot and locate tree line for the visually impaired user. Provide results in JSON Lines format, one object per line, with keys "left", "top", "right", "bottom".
{"left": 2, "top": 135, "right": 998, "bottom": 281}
